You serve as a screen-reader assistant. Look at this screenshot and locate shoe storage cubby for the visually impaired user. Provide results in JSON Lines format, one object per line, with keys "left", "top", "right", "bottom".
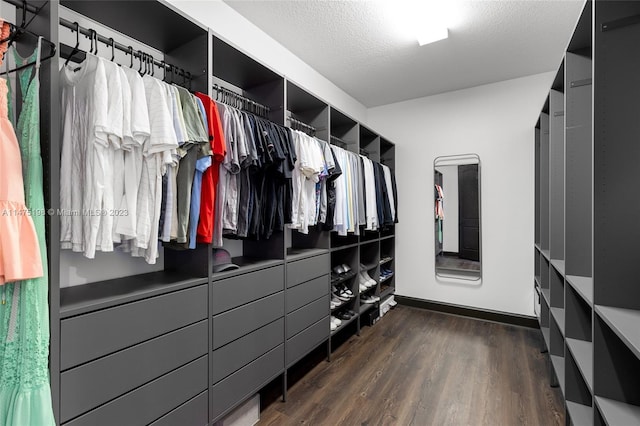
{"left": 380, "top": 236, "right": 396, "bottom": 299}
{"left": 359, "top": 240, "right": 380, "bottom": 315}
{"left": 24, "top": 0, "right": 396, "bottom": 422}
{"left": 330, "top": 247, "right": 360, "bottom": 336}
{"left": 534, "top": 1, "right": 640, "bottom": 423}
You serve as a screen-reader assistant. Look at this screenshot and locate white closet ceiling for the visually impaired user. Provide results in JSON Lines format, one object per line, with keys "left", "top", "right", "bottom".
{"left": 223, "top": 0, "right": 585, "bottom": 107}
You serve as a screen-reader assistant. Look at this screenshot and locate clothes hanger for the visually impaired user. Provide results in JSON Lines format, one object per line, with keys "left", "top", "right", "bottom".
{"left": 149, "top": 54, "right": 154, "bottom": 77}
{"left": 0, "top": 35, "right": 55, "bottom": 76}
{"left": 161, "top": 60, "right": 166, "bottom": 81}
{"left": 137, "top": 50, "right": 144, "bottom": 75}
{"left": 63, "top": 22, "right": 80, "bottom": 66}
{"left": 108, "top": 37, "right": 115, "bottom": 62}
{"left": 127, "top": 46, "right": 133, "bottom": 68}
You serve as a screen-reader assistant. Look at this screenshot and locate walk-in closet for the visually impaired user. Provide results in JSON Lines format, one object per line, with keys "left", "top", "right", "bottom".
{"left": 2, "top": 0, "right": 636, "bottom": 425}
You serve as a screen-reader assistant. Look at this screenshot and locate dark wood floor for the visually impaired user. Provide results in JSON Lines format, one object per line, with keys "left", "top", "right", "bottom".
{"left": 259, "top": 306, "right": 565, "bottom": 426}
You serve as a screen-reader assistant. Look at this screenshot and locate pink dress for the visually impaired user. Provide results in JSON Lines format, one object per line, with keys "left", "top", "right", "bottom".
{"left": 0, "top": 20, "right": 43, "bottom": 285}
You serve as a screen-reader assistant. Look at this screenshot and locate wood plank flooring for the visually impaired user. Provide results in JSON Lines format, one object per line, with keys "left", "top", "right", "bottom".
{"left": 259, "top": 305, "right": 565, "bottom": 426}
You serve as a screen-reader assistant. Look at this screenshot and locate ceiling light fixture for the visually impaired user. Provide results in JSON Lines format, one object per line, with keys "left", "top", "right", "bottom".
{"left": 381, "top": 0, "right": 457, "bottom": 46}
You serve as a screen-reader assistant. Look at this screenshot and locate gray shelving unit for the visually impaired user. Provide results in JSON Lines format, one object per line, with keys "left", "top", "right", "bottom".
{"left": 21, "top": 1, "right": 398, "bottom": 424}
{"left": 534, "top": 1, "right": 640, "bottom": 422}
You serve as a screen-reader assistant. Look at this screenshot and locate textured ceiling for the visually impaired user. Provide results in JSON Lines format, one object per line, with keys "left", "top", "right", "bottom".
{"left": 223, "top": 0, "right": 584, "bottom": 107}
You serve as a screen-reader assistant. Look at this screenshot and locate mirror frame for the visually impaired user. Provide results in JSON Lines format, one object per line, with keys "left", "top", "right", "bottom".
{"left": 433, "top": 153, "right": 482, "bottom": 282}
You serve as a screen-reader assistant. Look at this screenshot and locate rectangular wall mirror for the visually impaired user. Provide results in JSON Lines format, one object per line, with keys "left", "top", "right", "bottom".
{"left": 434, "top": 154, "right": 481, "bottom": 281}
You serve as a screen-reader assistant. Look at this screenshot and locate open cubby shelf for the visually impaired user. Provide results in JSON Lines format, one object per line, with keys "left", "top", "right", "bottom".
{"left": 595, "top": 306, "right": 640, "bottom": 359}
{"left": 550, "top": 259, "right": 565, "bottom": 276}
{"left": 551, "top": 308, "right": 566, "bottom": 336}
{"left": 566, "top": 401, "right": 593, "bottom": 426}
{"left": 566, "top": 338, "right": 593, "bottom": 392}
{"left": 595, "top": 397, "right": 640, "bottom": 426}
{"left": 566, "top": 275, "right": 594, "bottom": 307}
{"left": 551, "top": 355, "right": 565, "bottom": 395}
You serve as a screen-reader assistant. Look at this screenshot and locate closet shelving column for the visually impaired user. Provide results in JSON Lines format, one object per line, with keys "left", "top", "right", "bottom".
{"left": 593, "top": 1, "right": 640, "bottom": 424}
{"left": 537, "top": 102, "right": 551, "bottom": 352}
{"left": 283, "top": 80, "right": 331, "bottom": 388}
{"left": 564, "top": 3, "right": 594, "bottom": 424}
{"left": 380, "top": 137, "right": 396, "bottom": 300}
{"left": 548, "top": 63, "right": 566, "bottom": 394}
{"left": 328, "top": 108, "right": 362, "bottom": 341}
{"left": 55, "top": 1, "right": 211, "bottom": 425}
{"left": 358, "top": 125, "right": 380, "bottom": 319}
{"left": 209, "top": 34, "right": 288, "bottom": 423}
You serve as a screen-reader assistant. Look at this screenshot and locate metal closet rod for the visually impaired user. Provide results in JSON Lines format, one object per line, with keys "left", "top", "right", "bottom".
{"left": 59, "top": 17, "right": 192, "bottom": 80}
{"left": 330, "top": 135, "right": 353, "bottom": 146}
{"left": 213, "top": 84, "right": 270, "bottom": 116}
{"left": 287, "top": 115, "right": 316, "bottom": 133}
{"left": 2, "top": 0, "right": 39, "bottom": 14}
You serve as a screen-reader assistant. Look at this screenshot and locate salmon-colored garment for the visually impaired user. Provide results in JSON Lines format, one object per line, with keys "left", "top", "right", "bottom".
{"left": 0, "top": 20, "right": 43, "bottom": 285}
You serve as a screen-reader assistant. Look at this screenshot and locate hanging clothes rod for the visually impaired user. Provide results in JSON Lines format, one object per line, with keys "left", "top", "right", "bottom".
{"left": 287, "top": 115, "right": 316, "bottom": 135}
{"left": 59, "top": 17, "right": 192, "bottom": 82}
{"left": 212, "top": 84, "right": 270, "bottom": 118}
{"left": 330, "top": 135, "right": 352, "bottom": 147}
{"left": 2, "top": 0, "right": 39, "bottom": 15}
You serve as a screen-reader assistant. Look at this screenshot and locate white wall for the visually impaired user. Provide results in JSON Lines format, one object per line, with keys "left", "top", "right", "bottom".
{"left": 368, "top": 72, "right": 554, "bottom": 316}
{"left": 436, "top": 165, "right": 459, "bottom": 253}
{"left": 166, "top": 0, "right": 368, "bottom": 123}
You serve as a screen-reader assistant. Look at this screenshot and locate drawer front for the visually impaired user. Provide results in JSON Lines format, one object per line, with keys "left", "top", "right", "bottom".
{"left": 287, "top": 295, "right": 329, "bottom": 339}
{"left": 61, "top": 285, "right": 207, "bottom": 370}
{"left": 212, "top": 318, "right": 284, "bottom": 384}
{"left": 210, "top": 345, "right": 284, "bottom": 422}
{"left": 149, "top": 391, "right": 208, "bottom": 426}
{"left": 212, "top": 266, "right": 284, "bottom": 314}
{"left": 286, "top": 317, "right": 330, "bottom": 367}
{"left": 213, "top": 292, "right": 284, "bottom": 349}
{"left": 286, "top": 254, "right": 329, "bottom": 288}
{"left": 286, "top": 275, "right": 328, "bottom": 313}
{"left": 64, "top": 356, "right": 207, "bottom": 426}
{"left": 61, "top": 320, "right": 207, "bottom": 422}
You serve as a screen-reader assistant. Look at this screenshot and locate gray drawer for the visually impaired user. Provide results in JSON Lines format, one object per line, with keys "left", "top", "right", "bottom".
{"left": 64, "top": 356, "right": 207, "bottom": 426}
{"left": 210, "top": 345, "right": 284, "bottom": 422}
{"left": 61, "top": 320, "right": 207, "bottom": 422}
{"left": 286, "top": 316, "right": 330, "bottom": 367}
{"left": 287, "top": 295, "right": 329, "bottom": 339}
{"left": 61, "top": 285, "right": 207, "bottom": 370}
{"left": 212, "top": 318, "right": 283, "bottom": 384}
{"left": 286, "top": 275, "right": 328, "bottom": 313}
{"left": 286, "top": 254, "right": 329, "bottom": 288}
{"left": 149, "top": 391, "right": 208, "bottom": 426}
{"left": 212, "top": 265, "right": 284, "bottom": 314}
{"left": 213, "top": 292, "right": 284, "bottom": 349}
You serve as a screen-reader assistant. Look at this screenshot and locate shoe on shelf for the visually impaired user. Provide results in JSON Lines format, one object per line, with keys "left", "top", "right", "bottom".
{"left": 359, "top": 282, "right": 368, "bottom": 292}
{"left": 361, "top": 295, "right": 375, "bottom": 304}
{"left": 336, "top": 311, "right": 353, "bottom": 321}
{"left": 361, "top": 271, "right": 376, "bottom": 287}
{"left": 338, "top": 284, "right": 354, "bottom": 297}
{"left": 331, "top": 316, "right": 342, "bottom": 327}
{"left": 332, "top": 264, "right": 352, "bottom": 275}
{"left": 330, "top": 321, "right": 337, "bottom": 331}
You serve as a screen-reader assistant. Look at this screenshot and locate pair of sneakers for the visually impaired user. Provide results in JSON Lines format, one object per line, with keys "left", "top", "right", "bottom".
{"left": 359, "top": 268, "right": 376, "bottom": 293}
{"left": 361, "top": 294, "right": 381, "bottom": 304}
{"left": 332, "top": 284, "right": 354, "bottom": 302}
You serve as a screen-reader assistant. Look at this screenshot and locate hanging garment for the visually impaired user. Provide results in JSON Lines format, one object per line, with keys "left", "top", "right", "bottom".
{"left": 0, "top": 36, "right": 55, "bottom": 426}
{"left": 0, "top": 37, "right": 42, "bottom": 284}
{"left": 194, "top": 92, "right": 226, "bottom": 244}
